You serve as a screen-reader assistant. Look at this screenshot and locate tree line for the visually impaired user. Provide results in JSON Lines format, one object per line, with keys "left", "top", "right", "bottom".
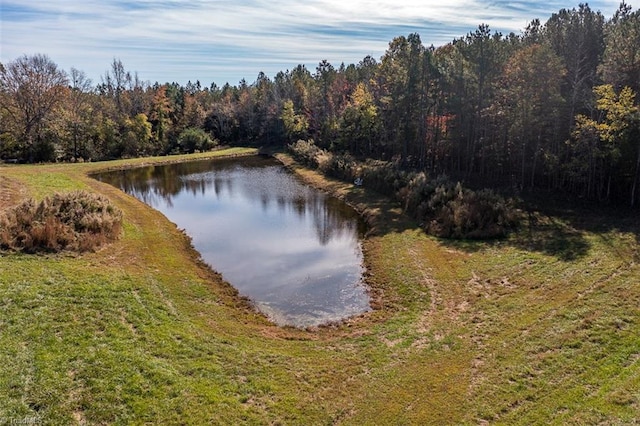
{"left": 2, "top": 3, "right": 640, "bottom": 206}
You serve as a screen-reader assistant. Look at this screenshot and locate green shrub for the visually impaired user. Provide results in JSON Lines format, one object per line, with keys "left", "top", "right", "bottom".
{"left": 289, "top": 140, "right": 358, "bottom": 182}
{"left": 318, "top": 152, "right": 357, "bottom": 181}
{"left": 288, "top": 139, "right": 322, "bottom": 167}
{"left": 177, "top": 128, "right": 217, "bottom": 153}
{"left": 358, "top": 158, "right": 407, "bottom": 195}
{"left": 0, "top": 191, "right": 123, "bottom": 253}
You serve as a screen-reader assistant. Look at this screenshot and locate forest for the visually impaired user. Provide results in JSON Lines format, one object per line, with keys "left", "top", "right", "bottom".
{"left": 2, "top": 3, "right": 640, "bottom": 207}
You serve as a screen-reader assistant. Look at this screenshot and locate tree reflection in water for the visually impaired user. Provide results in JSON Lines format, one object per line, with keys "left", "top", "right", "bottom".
{"left": 95, "top": 156, "right": 369, "bottom": 327}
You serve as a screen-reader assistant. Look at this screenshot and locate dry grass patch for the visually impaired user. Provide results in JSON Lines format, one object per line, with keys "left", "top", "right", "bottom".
{"left": 0, "top": 175, "right": 26, "bottom": 210}
{"left": 0, "top": 190, "right": 123, "bottom": 253}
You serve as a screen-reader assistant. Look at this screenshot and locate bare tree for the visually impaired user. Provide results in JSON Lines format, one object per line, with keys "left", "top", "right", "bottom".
{"left": 101, "top": 58, "right": 132, "bottom": 115}
{"left": 0, "top": 54, "right": 68, "bottom": 161}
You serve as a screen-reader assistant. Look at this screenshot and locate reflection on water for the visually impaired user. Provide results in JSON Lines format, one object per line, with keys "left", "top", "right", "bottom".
{"left": 95, "top": 156, "right": 370, "bottom": 327}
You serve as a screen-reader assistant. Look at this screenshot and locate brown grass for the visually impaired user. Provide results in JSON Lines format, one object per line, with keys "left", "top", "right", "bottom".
{"left": 0, "top": 190, "right": 123, "bottom": 253}
{"left": 0, "top": 175, "right": 27, "bottom": 210}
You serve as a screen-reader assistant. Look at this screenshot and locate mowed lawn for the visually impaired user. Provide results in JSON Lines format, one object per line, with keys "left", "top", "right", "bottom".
{"left": 1, "top": 148, "right": 639, "bottom": 424}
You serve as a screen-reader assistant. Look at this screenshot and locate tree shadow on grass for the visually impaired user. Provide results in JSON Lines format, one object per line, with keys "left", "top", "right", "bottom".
{"left": 343, "top": 186, "right": 417, "bottom": 237}
{"left": 441, "top": 196, "right": 640, "bottom": 262}
{"left": 351, "top": 185, "right": 594, "bottom": 262}
{"left": 440, "top": 216, "right": 591, "bottom": 262}
{"left": 343, "top": 176, "right": 639, "bottom": 263}
{"left": 514, "top": 213, "right": 591, "bottom": 261}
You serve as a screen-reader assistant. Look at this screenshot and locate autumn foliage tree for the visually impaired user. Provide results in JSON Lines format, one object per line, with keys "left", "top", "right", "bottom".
{"left": 0, "top": 54, "right": 68, "bottom": 161}
{"left": 570, "top": 85, "right": 640, "bottom": 204}
{"left": 3, "top": 4, "right": 640, "bottom": 208}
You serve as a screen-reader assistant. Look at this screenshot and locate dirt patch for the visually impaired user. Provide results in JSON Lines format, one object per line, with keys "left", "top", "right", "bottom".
{"left": 0, "top": 175, "right": 27, "bottom": 210}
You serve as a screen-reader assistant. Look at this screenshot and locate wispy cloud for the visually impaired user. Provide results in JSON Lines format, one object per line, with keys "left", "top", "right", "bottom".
{"left": 0, "top": 0, "right": 621, "bottom": 86}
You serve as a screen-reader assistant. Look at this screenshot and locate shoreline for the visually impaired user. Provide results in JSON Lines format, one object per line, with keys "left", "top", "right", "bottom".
{"left": 85, "top": 149, "right": 400, "bottom": 331}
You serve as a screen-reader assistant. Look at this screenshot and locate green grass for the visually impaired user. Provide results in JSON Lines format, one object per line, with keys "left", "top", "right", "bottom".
{"left": 0, "top": 148, "right": 639, "bottom": 424}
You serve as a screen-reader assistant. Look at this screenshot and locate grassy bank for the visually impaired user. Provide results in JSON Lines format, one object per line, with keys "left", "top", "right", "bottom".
{"left": 1, "top": 149, "right": 638, "bottom": 424}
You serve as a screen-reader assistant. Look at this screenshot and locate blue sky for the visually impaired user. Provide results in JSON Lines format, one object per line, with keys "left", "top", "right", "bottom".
{"left": 0, "top": 0, "right": 622, "bottom": 87}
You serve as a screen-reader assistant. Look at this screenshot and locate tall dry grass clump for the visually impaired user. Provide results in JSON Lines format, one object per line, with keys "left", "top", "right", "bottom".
{"left": 0, "top": 190, "right": 123, "bottom": 253}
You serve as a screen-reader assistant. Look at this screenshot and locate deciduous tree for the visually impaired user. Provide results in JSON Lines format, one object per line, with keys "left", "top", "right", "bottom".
{"left": 65, "top": 67, "right": 94, "bottom": 160}
{"left": 0, "top": 54, "right": 68, "bottom": 161}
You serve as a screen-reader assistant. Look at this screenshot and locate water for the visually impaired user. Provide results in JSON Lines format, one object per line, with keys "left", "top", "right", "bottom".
{"left": 95, "top": 156, "right": 370, "bottom": 327}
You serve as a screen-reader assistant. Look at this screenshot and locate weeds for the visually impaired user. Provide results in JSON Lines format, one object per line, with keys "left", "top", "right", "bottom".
{"left": 0, "top": 190, "right": 123, "bottom": 253}
{"left": 289, "top": 139, "right": 520, "bottom": 239}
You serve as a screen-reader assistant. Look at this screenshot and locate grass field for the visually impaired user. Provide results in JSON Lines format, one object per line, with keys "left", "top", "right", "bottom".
{"left": 1, "top": 148, "right": 639, "bottom": 424}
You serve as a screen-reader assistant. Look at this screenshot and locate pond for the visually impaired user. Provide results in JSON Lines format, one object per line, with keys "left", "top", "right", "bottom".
{"left": 95, "top": 156, "right": 370, "bottom": 327}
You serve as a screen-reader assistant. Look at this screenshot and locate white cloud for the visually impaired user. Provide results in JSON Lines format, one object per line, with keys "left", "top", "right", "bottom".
{"left": 0, "top": 0, "right": 622, "bottom": 85}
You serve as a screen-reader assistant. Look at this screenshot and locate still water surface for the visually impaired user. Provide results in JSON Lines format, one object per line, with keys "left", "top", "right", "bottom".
{"left": 96, "top": 156, "right": 370, "bottom": 327}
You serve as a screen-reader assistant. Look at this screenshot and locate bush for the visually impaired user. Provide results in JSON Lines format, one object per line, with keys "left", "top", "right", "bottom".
{"left": 0, "top": 191, "right": 123, "bottom": 253}
{"left": 423, "top": 184, "right": 519, "bottom": 239}
{"left": 289, "top": 144, "right": 521, "bottom": 238}
{"left": 177, "top": 128, "right": 217, "bottom": 153}
{"left": 288, "top": 140, "right": 360, "bottom": 182}
{"left": 359, "top": 158, "right": 407, "bottom": 195}
{"left": 287, "top": 142, "right": 521, "bottom": 239}
{"left": 362, "top": 163, "right": 520, "bottom": 239}
{"left": 288, "top": 139, "right": 322, "bottom": 168}
{"left": 318, "top": 152, "right": 357, "bottom": 181}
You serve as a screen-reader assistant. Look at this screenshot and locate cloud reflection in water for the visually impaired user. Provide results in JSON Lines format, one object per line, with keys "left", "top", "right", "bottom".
{"left": 97, "top": 156, "right": 370, "bottom": 327}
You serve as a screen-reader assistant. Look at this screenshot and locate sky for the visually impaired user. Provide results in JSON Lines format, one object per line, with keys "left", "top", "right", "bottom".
{"left": 0, "top": 0, "right": 623, "bottom": 87}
